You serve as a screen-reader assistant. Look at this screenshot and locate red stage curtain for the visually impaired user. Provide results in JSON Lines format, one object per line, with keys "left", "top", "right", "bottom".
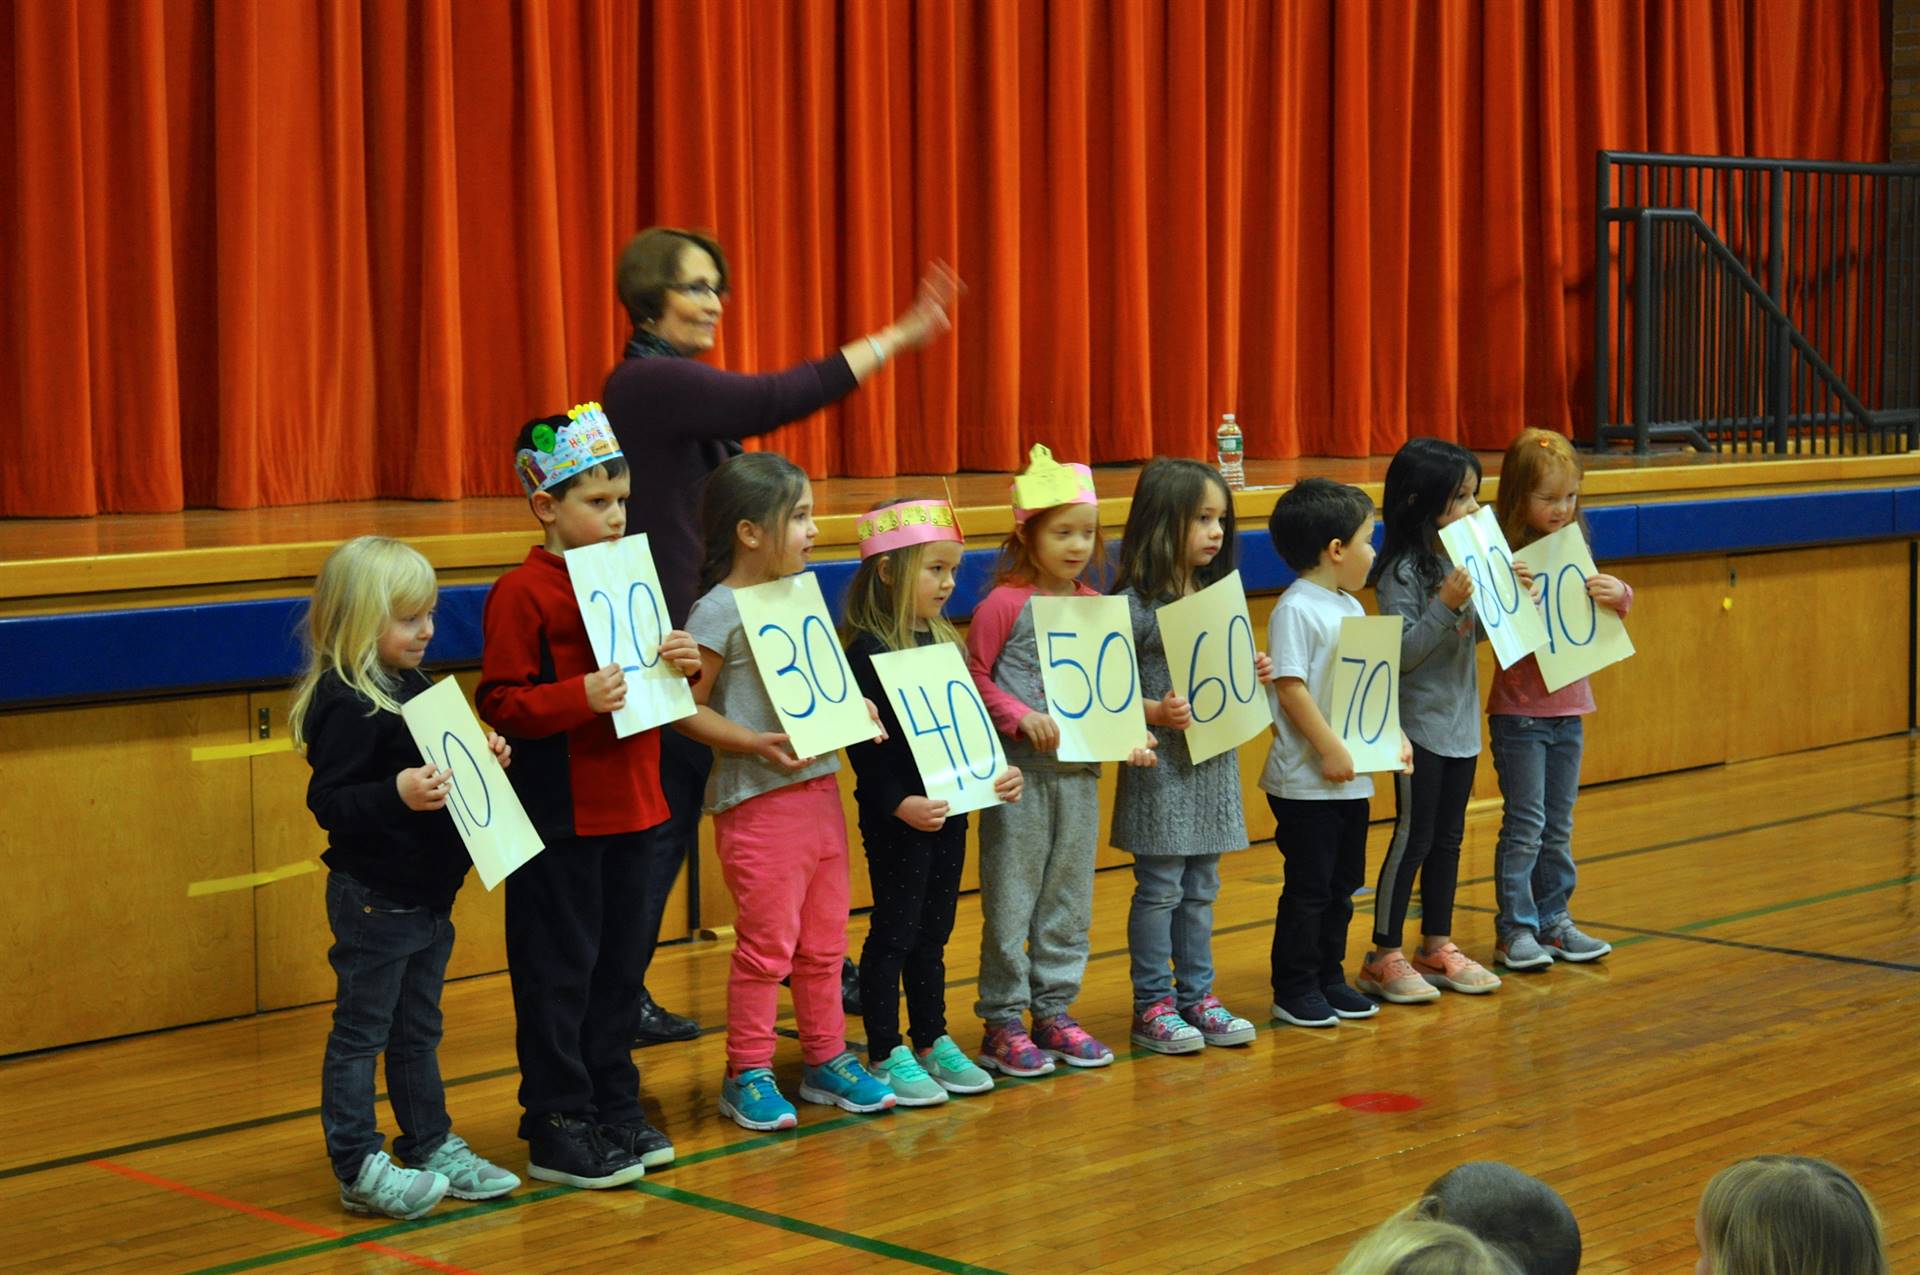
{"left": 0, "top": 0, "right": 1886, "bottom": 516}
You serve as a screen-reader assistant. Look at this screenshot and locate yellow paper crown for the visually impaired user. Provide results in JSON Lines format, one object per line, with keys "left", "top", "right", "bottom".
{"left": 1010, "top": 444, "right": 1096, "bottom": 520}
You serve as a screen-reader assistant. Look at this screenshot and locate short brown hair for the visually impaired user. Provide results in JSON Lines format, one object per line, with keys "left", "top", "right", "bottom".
{"left": 615, "top": 227, "right": 730, "bottom": 325}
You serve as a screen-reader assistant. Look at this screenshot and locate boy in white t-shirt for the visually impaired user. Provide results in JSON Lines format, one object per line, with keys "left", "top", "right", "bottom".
{"left": 1261, "top": 478, "right": 1411, "bottom": 1028}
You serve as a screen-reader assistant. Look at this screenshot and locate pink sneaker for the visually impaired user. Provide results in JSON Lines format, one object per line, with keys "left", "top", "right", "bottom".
{"left": 1129, "top": 996, "right": 1204, "bottom": 1055}
{"left": 977, "top": 1021, "right": 1054, "bottom": 1078}
{"left": 1031, "top": 1014, "right": 1114, "bottom": 1068}
{"left": 1411, "top": 942, "right": 1502, "bottom": 994}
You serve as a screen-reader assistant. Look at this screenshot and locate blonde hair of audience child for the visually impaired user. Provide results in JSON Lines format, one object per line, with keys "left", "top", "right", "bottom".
{"left": 1333, "top": 1204, "right": 1518, "bottom": 1275}
{"left": 1697, "top": 1156, "right": 1888, "bottom": 1275}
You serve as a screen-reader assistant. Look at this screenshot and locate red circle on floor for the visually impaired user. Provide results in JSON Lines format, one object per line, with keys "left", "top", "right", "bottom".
{"left": 1339, "top": 1091, "right": 1424, "bottom": 1113}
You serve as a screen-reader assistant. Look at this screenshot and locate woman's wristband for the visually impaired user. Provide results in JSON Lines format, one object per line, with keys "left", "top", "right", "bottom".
{"left": 865, "top": 333, "right": 888, "bottom": 367}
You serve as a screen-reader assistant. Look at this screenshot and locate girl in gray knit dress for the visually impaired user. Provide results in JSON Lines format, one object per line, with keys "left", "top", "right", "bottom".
{"left": 1111, "top": 459, "right": 1275, "bottom": 1053}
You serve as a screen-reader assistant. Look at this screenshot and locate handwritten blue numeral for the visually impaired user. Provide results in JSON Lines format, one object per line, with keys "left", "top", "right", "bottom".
{"left": 436, "top": 731, "right": 493, "bottom": 832}
{"left": 949, "top": 678, "right": 998, "bottom": 781}
{"left": 1044, "top": 631, "right": 1093, "bottom": 719}
{"left": 757, "top": 623, "right": 818, "bottom": 718}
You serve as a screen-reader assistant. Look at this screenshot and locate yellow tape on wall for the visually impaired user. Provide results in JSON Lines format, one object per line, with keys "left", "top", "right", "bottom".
{"left": 187, "top": 859, "right": 318, "bottom": 897}
{"left": 190, "top": 738, "right": 295, "bottom": 762}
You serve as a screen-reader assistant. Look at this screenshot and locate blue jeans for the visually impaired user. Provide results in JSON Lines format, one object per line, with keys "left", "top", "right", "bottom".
{"left": 1488, "top": 715, "right": 1585, "bottom": 939}
{"left": 1127, "top": 854, "right": 1221, "bottom": 1009}
{"left": 320, "top": 871, "right": 455, "bottom": 1182}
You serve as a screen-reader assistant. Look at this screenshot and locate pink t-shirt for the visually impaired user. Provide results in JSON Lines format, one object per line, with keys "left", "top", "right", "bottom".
{"left": 1484, "top": 581, "right": 1634, "bottom": 718}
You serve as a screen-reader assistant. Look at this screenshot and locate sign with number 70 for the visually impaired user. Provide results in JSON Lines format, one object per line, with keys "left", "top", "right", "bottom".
{"left": 1328, "top": 615, "right": 1407, "bottom": 774}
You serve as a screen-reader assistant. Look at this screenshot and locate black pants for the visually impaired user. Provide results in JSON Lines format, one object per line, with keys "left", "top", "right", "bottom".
{"left": 1268, "top": 796, "right": 1371, "bottom": 999}
{"left": 506, "top": 831, "right": 651, "bottom": 1134}
{"left": 856, "top": 811, "right": 967, "bottom": 1058}
{"left": 634, "top": 729, "right": 714, "bottom": 995}
{"left": 1372, "top": 744, "right": 1478, "bottom": 950}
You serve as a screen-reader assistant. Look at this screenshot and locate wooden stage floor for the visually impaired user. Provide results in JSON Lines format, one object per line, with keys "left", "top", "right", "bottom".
{"left": 2, "top": 734, "right": 1916, "bottom": 1273}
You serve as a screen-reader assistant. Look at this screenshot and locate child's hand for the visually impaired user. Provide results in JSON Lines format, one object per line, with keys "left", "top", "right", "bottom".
{"left": 864, "top": 697, "right": 888, "bottom": 744}
{"left": 486, "top": 730, "right": 512, "bottom": 771}
{"left": 1512, "top": 559, "right": 1537, "bottom": 598}
{"left": 1438, "top": 566, "right": 1474, "bottom": 610}
{"left": 1319, "top": 741, "right": 1357, "bottom": 784}
{"left": 1019, "top": 712, "right": 1060, "bottom": 753}
{"left": 993, "top": 765, "right": 1024, "bottom": 804}
{"left": 1398, "top": 731, "right": 1414, "bottom": 773}
{"left": 659, "top": 630, "right": 703, "bottom": 677}
{"left": 752, "top": 731, "right": 812, "bottom": 770}
{"left": 1127, "top": 734, "right": 1159, "bottom": 768}
{"left": 585, "top": 663, "right": 628, "bottom": 714}
{"left": 397, "top": 763, "right": 452, "bottom": 811}
{"left": 1155, "top": 690, "right": 1192, "bottom": 731}
{"left": 895, "top": 795, "right": 951, "bottom": 832}
{"left": 1587, "top": 573, "right": 1628, "bottom": 609}
{"left": 1254, "top": 651, "right": 1276, "bottom": 684}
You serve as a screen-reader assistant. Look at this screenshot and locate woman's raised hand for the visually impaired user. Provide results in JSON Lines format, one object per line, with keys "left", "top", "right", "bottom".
{"left": 888, "top": 260, "right": 962, "bottom": 352}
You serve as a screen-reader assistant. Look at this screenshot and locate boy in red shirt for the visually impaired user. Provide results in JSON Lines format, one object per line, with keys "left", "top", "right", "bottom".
{"left": 477, "top": 404, "right": 701, "bottom": 1189}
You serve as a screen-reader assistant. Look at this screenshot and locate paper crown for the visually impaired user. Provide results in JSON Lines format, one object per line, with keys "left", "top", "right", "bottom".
{"left": 856, "top": 499, "right": 964, "bottom": 559}
{"left": 1010, "top": 444, "right": 1097, "bottom": 523}
{"left": 515, "top": 402, "right": 623, "bottom": 496}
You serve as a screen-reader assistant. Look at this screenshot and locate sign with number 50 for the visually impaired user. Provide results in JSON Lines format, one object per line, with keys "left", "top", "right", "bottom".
{"left": 1030, "top": 595, "right": 1147, "bottom": 763}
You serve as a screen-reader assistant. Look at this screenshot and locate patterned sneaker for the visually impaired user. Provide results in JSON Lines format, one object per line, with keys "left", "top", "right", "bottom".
{"left": 871, "top": 1045, "right": 950, "bottom": 1107}
{"left": 340, "top": 1151, "right": 448, "bottom": 1220}
{"left": 1542, "top": 918, "right": 1612, "bottom": 962}
{"left": 1270, "top": 989, "right": 1338, "bottom": 1028}
{"left": 1496, "top": 931, "right": 1555, "bottom": 971}
{"left": 918, "top": 1035, "right": 995, "bottom": 1094}
{"left": 1031, "top": 1014, "right": 1115, "bottom": 1068}
{"left": 798, "top": 1051, "right": 897, "bottom": 1113}
{"left": 1412, "top": 942, "right": 1502, "bottom": 994}
{"left": 1321, "top": 982, "right": 1380, "bottom": 1019}
{"left": 977, "top": 1021, "right": 1055, "bottom": 1078}
{"left": 407, "top": 1134, "right": 519, "bottom": 1201}
{"left": 598, "top": 1117, "right": 675, "bottom": 1169}
{"left": 1130, "top": 995, "right": 1206, "bottom": 1055}
{"left": 1180, "top": 994, "right": 1257, "bottom": 1046}
{"left": 1356, "top": 951, "right": 1442, "bottom": 1003}
{"left": 720, "top": 1068, "right": 798, "bottom": 1132}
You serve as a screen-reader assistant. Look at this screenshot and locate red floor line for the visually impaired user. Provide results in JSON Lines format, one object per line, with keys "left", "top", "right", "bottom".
{"left": 88, "top": 1159, "right": 486, "bottom": 1275}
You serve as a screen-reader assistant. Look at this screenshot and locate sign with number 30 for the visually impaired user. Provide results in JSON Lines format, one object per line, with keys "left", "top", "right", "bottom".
{"left": 734, "top": 572, "right": 876, "bottom": 759}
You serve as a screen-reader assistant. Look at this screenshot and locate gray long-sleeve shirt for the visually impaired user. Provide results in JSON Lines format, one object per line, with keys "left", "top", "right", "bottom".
{"left": 1375, "top": 554, "right": 1482, "bottom": 758}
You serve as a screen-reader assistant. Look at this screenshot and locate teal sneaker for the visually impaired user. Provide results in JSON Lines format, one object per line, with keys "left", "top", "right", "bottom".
{"left": 798, "top": 1051, "right": 897, "bottom": 1114}
{"left": 339, "top": 1151, "right": 448, "bottom": 1220}
{"left": 407, "top": 1134, "right": 519, "bottom": 1200}
{"left": 917, "top": 1034, "right": 995, "bottom": 1095}
{"left": 719, "top": 1068, "right": 798, "bottom": 1132}
{"left": 871, "top": 1045, "right": 949, "bottom": 1107}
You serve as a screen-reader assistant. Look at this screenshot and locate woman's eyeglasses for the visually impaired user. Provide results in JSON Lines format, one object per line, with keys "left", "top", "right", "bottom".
{"left": 668, "top": 281, "right": 727, "bottom": 301}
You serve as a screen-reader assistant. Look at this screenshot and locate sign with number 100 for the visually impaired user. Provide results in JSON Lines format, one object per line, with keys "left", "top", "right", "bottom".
{"left": 1512, "top": 523, "right": 1636, "bottom": 693}
{"left": 1154, "top": 570, "right": 1270, "bottom": 764}
{"left": 870, "top": 641, "right": 1009, "bottom": 817}
{"left": 1029, "top": 594, "right": 1147, "bottom": 763}
{"left": 734, "top": 572, "right": 876, "bottom": 759}
{"left": 399, "top": 675, "right": 546, "bottom": 890}
{"left": 1327, "top": 615, "right": 1406, "bottom": 774}
{"left": 1438, "top": 506, "right": 1548, "bottom": 670}
{"left": 564, "top": 535, "right": 697, "bottom": 737}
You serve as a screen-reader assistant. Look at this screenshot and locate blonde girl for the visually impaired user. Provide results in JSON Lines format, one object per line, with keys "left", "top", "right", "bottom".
{"left": 1109, "top": 458, "right": 1272, "bottom": 1053}
{"left": 1486, "top": 429, "right": 1630, "bottom": 971}
{"left": 964, "top": 452, "right": 1158, "bottom": 1076}
{"left": 291, "top": 536, "right": 517, "bottom": 1220}
{"left": 676, "top": 452, "right": 895, "bottom": 1130}
{"left": 840, "top": 498, "right": 1022, "bottom": 1105}
{"left": 1696, "top": 1156, "right": 1888, "bottom": 1275}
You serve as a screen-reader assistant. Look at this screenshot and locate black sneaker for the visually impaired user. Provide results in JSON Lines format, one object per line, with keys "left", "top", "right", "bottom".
{"left": 599, "top": 1117, "right": 675, "bottom": 1169}
{"left": 633, "top": 995, "right": 700, "bottom": 1047}
{"left": 525, "top": 1113, "right": 645, "bottom": 1189}
{"left": 1321, "top": 981, "right": 1382, "bottom": 1019}
{"left": 1270, "top": 989, "right": 1339, "bottom": 1028}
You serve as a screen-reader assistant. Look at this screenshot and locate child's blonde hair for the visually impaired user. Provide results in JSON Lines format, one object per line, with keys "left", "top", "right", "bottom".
{"left": 1697, "top": 1156, "right": 1888, "bottom": 1275}
{"left": 1332, "top": 1204, "right": 1517, "bottom": 1275}
{"left": 841, "top": 500, "right": 965, "bottom": 654}
{"left": 288, "top": 536, "right": 439, "bottom": 751}
{"left": 1494, "top": 428, "right": 1586, "bottom": 549}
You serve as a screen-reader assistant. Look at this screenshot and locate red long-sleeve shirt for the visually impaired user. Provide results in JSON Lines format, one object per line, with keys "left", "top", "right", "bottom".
{"left": 477, "top": 546, "right": 669, "bottom": 840}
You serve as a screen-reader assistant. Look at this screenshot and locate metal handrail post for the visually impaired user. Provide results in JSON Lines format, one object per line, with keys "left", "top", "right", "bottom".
{"left": 1768, "top": 164, "right": 1788, "bottom": 450}
{"left": 1634, "top": 215, "right": 1654, "bottom": 453}
{"left": 1594, "top": 151, "right": 1612, "bottom": 448}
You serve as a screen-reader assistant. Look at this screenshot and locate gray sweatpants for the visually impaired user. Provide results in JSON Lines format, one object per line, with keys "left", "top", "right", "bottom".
{"left": 973, "top": 768, "right": 1100, "bottom": 1023}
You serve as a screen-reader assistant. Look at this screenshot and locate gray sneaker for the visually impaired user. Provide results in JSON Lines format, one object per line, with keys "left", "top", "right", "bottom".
{"left": 1542, "top": 919, "right": 1612, "bottom": 962}
{"left": 409, "top": 1134, "right": 520, "bottom": 1200}
{"left": 1496, "top": 931, "right": 1555, "bottom": 971}
{"left": 340, "top": 1151, "right": 448, "bottom": 1220}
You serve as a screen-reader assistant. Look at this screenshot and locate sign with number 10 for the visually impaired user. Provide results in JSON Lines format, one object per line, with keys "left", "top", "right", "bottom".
{"left": 1512, "top": 524, "right": 1636, "bottom": 693}
{"left": 1438, "top": 506, "right": 1548, "bottom": 670}
{"left": 1030, "top": 595, "right": 1147, "bottom": 763}
{"left": 1328, "top": 615, "right": 1407, "bottom": 774}
{"left": 399, "top": 676, "right": 545, "bottom": 890}
{"left": 565, "top": 535, "right": 697, "bottom": 737}
{"left": 870, "top": 642, "right": 1009, "bottom": 817}
{"left": 1154, "top": 570, "right": 1269, "bottom": 764}
{"left": 734, "top": 572, "right": 875, "bottom": 759}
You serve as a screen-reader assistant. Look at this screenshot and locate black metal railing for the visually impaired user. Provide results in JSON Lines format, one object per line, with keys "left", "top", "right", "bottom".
{"left": 1594, "top": 151, "right": 1920, "bottom": 454}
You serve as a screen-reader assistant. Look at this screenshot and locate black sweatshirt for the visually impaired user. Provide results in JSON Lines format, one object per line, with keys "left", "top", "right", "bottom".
{"left": 303, "top": 669, "right": 471, "bottom": 910}
{"left": 845, "top": 630, "right": 973, "bottom": 832}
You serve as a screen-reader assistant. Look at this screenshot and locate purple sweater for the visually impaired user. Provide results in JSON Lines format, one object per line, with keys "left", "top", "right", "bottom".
{"left": 600, "top": 349, "right": 858, "bottom": 624}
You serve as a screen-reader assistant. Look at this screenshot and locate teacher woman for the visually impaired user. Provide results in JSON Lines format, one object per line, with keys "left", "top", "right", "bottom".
{"left": 600, "top": 226, "right": 959, "bottom": 1044}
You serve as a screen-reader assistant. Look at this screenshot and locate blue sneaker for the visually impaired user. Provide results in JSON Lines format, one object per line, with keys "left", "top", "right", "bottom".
{"left": 719, "top": 1068, "right": 798, "bottom": 1132}
{"left": 797, "top": 1051, "right": 897, "bottom": 1113}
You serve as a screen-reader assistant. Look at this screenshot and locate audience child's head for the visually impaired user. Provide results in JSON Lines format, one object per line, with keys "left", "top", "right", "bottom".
{"left": 1494, "top": 428, "right": 1587, "bottom": 549}
{"left": 697, "top": 451, "right": 814, "bottom": 591}
{"left": 1112, "top": 457, "right": 1237, "bottom": 603}
{"left": 842, "top": 496, "right": 966, "bottom": 651}
{"left": 1268, "top": 476, "right": 1375, "bottom": 592}
{"left": 995, "top": 447, "right": 1104, "bottom": 590}
{"left": 1695, "top": 1156, "right": 1887, "bottom": 1275}
{"left": 1333, "top": 1204, "right": 1518, "bottom": 1275}
{"left": 1417, "top": 1162, "right": 1581, "bottom": 1275}
{"left": 1371, "top": 437, "right": 1482, "bottom": 590}
{"left": 288, "top": 535, "right": 439, "bottom": 749}
{"left": 514, "top": 403, "right": 632, "bottom": 553}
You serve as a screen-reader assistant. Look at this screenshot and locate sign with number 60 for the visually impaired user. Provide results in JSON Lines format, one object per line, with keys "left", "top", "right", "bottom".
{"left": 1328, "top": 615, "right": 1407, "bottom": 774}
{"left": 400, "top": 676, "right": 545, "bottom": 890}
{"left": 1154, "top": 570, "right": 1270, "bottom": 764}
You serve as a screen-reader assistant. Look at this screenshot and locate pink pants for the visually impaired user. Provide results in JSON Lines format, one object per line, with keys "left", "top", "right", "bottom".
{"left": 713, "top": 774, "right": 850, "bottom": 1072}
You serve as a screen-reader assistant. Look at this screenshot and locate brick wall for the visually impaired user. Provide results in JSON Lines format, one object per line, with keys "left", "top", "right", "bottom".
{"left": 1897, "top": 0, "right": 1920, "bottom": 161}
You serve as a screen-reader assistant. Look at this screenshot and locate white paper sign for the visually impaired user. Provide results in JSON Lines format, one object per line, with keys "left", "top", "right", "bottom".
{"left": 1029, "top": 594, "right": 1149, "bottom": 763}
{"left": 870, "top": 642, "right": 1009, "bottom": 817}
{"left": 1328, "top": 615, "right": 1407, "bottom": 773}
{"left": 734, "top": 572, "right": 875, "bottom": 759}
{"left": 564, "top": 535, "right": 696, "bottom": 737}
{"left": 400, "top": 676, "right": 545, "bottom": 891}
{"left": 1512, "top": 524, "right": 1636, "bottom": 692}
{"left": 1438, "top": 505, "right": 1548, "bottom": 669}
{"left": 1155, "top": 570, "right": 1270, "bottom": 764}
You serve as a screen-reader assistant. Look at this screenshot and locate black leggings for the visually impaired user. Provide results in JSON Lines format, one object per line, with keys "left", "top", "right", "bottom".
{"left": 856, "top": 813, "right": 968, "bottom": 1058}
{"left": 1371, "top": 744, "right": 1477, "bottom": 950}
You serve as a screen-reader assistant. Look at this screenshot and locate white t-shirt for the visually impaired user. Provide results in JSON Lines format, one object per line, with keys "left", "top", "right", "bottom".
{"left": 1260, "top": 578, "right": 1375, "bottom": 802}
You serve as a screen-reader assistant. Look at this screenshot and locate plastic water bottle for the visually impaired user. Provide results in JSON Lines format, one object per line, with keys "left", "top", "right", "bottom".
{"left": 1216, "top": 412, "right": 1245, "bottom": 490}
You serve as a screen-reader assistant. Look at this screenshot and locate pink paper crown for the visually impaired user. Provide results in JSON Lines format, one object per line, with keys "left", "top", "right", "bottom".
{"left": 856, "top": 499, "right": 964, "bottom": 559}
